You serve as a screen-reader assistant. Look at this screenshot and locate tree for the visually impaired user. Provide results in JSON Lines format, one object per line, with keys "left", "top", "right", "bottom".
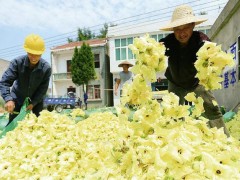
{"left": 71, "top": 43, "right": 96, "bottom": 93}
{"left": 97, "top": 23, "right": 108, "bottom": 38}
{"left": 71, "top": 47, "right": 79, "bottom": 83}
{"left": 67, "top": 38, "right": 73, "bottom": 43}
{"left": 68, "top": 27, "right": 95, "bottom": 42}
{"left": 67, "top": 23, "right": 109, "bottom": 43}
{"left": 77, "top": 28, "right": 95, "bottom": 41}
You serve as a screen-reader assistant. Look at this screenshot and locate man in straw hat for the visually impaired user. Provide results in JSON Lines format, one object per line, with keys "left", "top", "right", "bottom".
{"left": 159, "top": 4, "right": 229, "bottom": 136}
{"left": 114, "top": 60, "right": 133, "bottom": 96}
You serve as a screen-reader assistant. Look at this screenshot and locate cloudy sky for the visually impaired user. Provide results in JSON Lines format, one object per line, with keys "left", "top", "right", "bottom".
{"left": 0, "top": 0, "right": 228, "bottom": 62}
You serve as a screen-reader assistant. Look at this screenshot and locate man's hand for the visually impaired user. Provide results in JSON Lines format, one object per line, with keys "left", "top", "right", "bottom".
{"left": 114, "top": 90, "right": 118, "bottom": 96}
{"left": 5, "top": 101, "right": 15, "bottom": 113}
{"left": 26, "top": 104, "right": 34, "bottom": 111}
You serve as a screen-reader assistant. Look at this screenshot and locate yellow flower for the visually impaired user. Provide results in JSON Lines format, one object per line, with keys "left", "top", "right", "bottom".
{"left": 163, "top": 105, "right": 190, "bottom": 119}
{"left": 212, "top": 100, "right": 218, "bottom": 106}
{"left": 184, "top": 92, "right": 197, "bottom": 102}
{"left": 161, "top": 92, "right": 179, "bottom": 108}
{"left": 202, "top": 152, "right": 239, "bottom": 179}
{"left": 70, "top": 108, "right": 85, "bottom": 118}
{"left": 195, "top": 41, "right": 235, "bottom": 90}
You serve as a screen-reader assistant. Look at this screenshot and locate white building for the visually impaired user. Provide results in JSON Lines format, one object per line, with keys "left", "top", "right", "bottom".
{"left": 0, "top": 58, "right": 10, "bottom": 79}
{"left": 50, "top": 38, "right": 113, "bottom": 108}
{"left": 108, "top": 15, "right": 216, "bottom": 106}
{"left": 0, "top": 58, "right": 10, "bottom": 105}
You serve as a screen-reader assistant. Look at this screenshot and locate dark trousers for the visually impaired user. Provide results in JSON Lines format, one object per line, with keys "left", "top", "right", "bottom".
{"left": 84, "top": 100, "right": 87, "bottom": 110}
{"left": 168, "top": 81, "right": 223, "bottom": 120}
{"left": 8, "top": 101, "right": 43, "bottom": 125}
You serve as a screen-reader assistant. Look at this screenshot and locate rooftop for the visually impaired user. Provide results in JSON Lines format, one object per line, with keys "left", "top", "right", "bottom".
{"left": 51, "top": 38, "right": 107, "bottom": 52}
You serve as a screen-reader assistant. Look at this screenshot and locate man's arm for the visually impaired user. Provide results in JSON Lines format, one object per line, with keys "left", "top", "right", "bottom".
{"left": 114, "top": 78, "right": 121, "bottom": 96}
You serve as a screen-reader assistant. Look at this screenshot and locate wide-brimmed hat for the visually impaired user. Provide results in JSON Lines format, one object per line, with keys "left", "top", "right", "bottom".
{"left": 118, "top": 60, "right": 133, "bottom": 67}
{"left": 160, "top": 4, "right": 208, "bottom": 31}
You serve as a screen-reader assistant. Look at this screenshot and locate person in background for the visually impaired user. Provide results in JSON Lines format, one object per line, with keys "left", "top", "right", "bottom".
{"left": 84, "top": 92, "right": 88, "bottom": 110}
{"left": 114, "top": 61, "right": 133, "bottom": 96}
{"left": 77, "top": 97, "right": 82, "bottom": 108}
{"left": 159, "top": 4, "right": 229, "bottom": 136}
{"left": 68, "top": 91, "right": 75, "bottom": 98}
{"left": 151, "top": 77, "right": 162, "bottom": 91}
{"left": 0, "top": 34, "right": 51, "bottom": 126}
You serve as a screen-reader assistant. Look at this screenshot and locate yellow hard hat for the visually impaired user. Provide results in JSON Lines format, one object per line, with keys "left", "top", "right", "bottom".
{"left": 23, "top": 34, "right": 45, "bottom": 55}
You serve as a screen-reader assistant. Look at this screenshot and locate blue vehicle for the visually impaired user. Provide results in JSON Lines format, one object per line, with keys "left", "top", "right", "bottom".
{"left": 44, "top": 92, "right": 82, "bottom": 113}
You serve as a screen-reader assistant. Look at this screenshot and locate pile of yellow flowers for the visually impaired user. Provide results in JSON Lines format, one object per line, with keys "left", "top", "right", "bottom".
{"left": 195, "top": 41, "right": 235, "bottom": 90}
{"left": 0, "top": 35, "right": 239, "bottom": 179}
{"left": 0, "top": 105, "right": 240, "bottom": 179}
{"left": 70, "top": 108, "right": 85, "bottom": 118}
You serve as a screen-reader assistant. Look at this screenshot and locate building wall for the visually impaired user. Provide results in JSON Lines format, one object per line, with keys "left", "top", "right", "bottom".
{"left": 0, "top": 59, "right": 10, "bottom": 104}
{"left": 51, "top": 44, "right": 111, "bottom": 108}
{"left": 0, "top": 59, "right": 10, "bottom": 79}
{"left": 52, "top": 81, "right": 77, "bottom": 97}
{"left": 208, "top": 0, "right": 240, "bottom": 111}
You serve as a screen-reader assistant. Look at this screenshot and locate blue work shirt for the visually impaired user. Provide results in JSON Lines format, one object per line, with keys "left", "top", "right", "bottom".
{"left": 0, "top": 55, "right": 51, "bottom": 106}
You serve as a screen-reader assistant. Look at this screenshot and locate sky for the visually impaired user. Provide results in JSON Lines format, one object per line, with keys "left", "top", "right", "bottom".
{"left": 0, "top": 0, "right": 228, "bottom": 63}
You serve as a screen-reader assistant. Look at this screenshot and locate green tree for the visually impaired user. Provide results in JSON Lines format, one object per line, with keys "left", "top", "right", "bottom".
{"left": 97, "top": 23, "right": 108, "bottom": 38}
{"left": 67, "top": 38, "right": 73, "bottom": 43}
{"left": 67, "top": 23, "right": 109, "bottom": 43}
{"left": 68, "top": 27, "right": 95, "bottom": 42}
{"left": 77, "top": 28, "right": 95, "bottom": 41}
{"left": 71, "top": 43, "right": 96, "bottom": 93}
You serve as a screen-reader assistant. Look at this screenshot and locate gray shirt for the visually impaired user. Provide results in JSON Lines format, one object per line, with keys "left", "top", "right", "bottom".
{"left": 117, "top": 71, "right": 133, "bottom": 90}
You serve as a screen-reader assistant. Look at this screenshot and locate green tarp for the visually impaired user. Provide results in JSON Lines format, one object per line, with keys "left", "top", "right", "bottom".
{"left": 0, "top": 98, "right": 30, "bottom": 138}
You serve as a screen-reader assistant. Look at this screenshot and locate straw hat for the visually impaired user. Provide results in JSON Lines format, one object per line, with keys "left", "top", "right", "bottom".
{"left": 160, "top": 4, "right": 207, "bottom": 31}
{"left": 118, "top": 61, "right": 133, "bottom": 67}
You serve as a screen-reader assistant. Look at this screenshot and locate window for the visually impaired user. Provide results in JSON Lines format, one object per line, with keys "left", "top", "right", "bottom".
{"left": 115, "top": 37, "right": 134, "bottom": 61}
{"left": 158, "top": 34, "right": 164, "bottom": 40}
{"left": 67, "top": 86, "right": 75, "bottom": 93}
{"left": 67, "top": 60, "right": 71, "bottom": 72}
{"left": 198, "top": 28, "right": 210, "bottom": 35}
{"left": 67, "top": 86, "right": 76, "bottom": 98}
{"left": 94, "top": 54, "right": 100, "bottom": 68}
{"left": 87, "top": 85, "right": 101, "bottom": 99}
{"left": 164, "top": 33, "right": 170, "bottom": 38}
{"left": 151, "top": 35, "right": 157, "bottom": 41}
{"left": 205, "top": 29, "right": 210, "bottom": 35}
{"left": 150, "top": 34, "right": 164, "bottom": 42}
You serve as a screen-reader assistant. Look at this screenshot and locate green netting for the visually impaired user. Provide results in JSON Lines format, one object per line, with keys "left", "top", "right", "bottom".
{"left": 0, "top": 98, "right": 31, "bottom": 138}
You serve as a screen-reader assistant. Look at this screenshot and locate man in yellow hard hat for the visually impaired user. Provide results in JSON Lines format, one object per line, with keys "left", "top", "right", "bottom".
{"left": 0, "top": 34, "right": 51, "bottom": 126}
